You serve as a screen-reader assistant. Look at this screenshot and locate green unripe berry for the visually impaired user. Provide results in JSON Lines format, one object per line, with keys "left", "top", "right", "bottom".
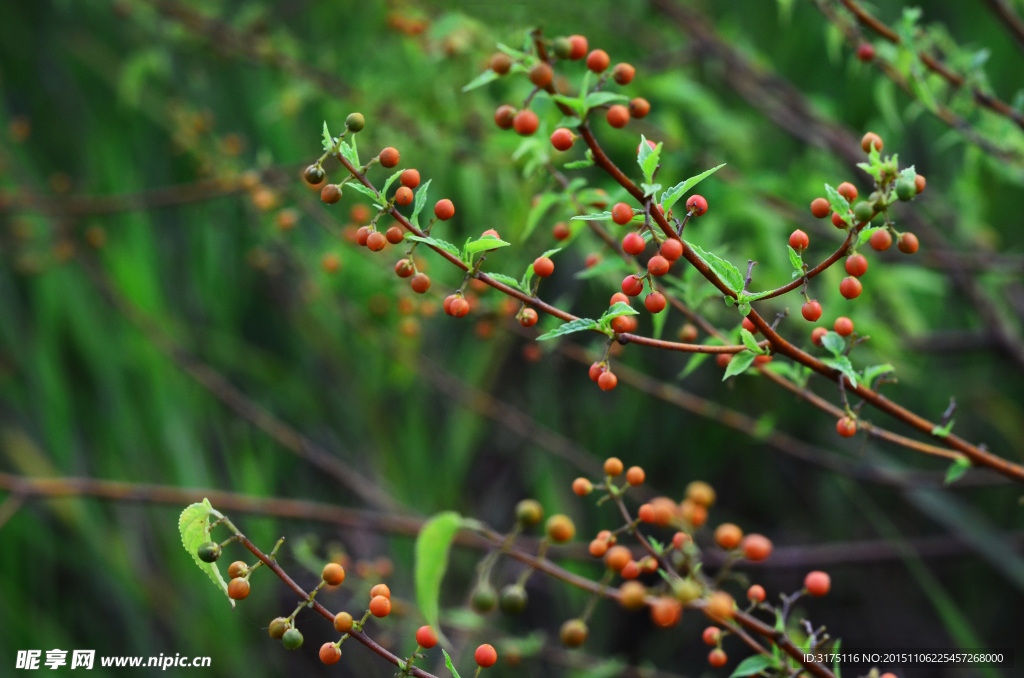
{"left": 499, "top": 584, "right": 528, "bottom": 615}
{"left": 345, "top": 113, "right": 365, "bottom": 133}
{"left": 896, "top": 179, "right": 916, "bottom": 201}
{"left": 268, "top": 617, "right": 290, "bottom": 640}
{"left": 853, "top": 201, "right": 874, "bottom": 224}
{"left": 197, "top": 541, "right": 221, "bottom": 563}
{"left": 560, "top": 619, "right": 589, "bottom": 648}
{"left": 514, "top": 499, "right": 543, "bottom": 526}
{"left": 552, "top": 37, "right": 572, "bottom": 59}
{"left": 282, "top": 628, "right": 304, "bottom": 650}
{"left": 673, "top": 577, "right": 703, "bottom": 603}
{"left": 303, "top": 165, "right": 325, "bottom": 185}
{"left": 470, "top": 582, "right": 497, "bottom": 614}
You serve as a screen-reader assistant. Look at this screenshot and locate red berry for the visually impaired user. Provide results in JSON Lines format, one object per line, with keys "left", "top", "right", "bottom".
{"left": 754, "top": 354, "right": 772, "bottom": 367}
{"left": 742, "top": 534, "right": 773, "bottom": 562}
{"left": 837, "top": 182, "right": 858, "bottom": 202}
{"left": 481, "top": 228, "right": 500, "bottom": 239}
{"left": 637, "top": 139, "right": 657, "bottom": 155}
{"left": 610, "top": 292, "right": 631, "bottom": 306}
{"left": 400, "top": 169, "right": 420, "bottom": 188}
{"left": 836, "top": 417, "right": 856, "bottom": 438}
{"left": 534, "top": 256, "right": 555, "bottom": 277}
{"left": 622, "top": 232, "right": 645, "bottom": 255}
{"left": 845, "top": 254, "right": 868, "bottom": 277}
{"left": 621, "top": 275, "right": 644, "bottom": 296}
{"left": 598, "top": 371, "right": 618, "bottom": 391}
{"left": 395, "top": 186, "right": 413, "bottom": 206}
{"left": 708, "top": 649, "right": 727, "bottom": 667}
{"left": 612, "top": 63, "right": 635, "bottom": 84}
{"left": 645, "top": 292, "right": 666, "bottom": 313}
{"left": 702, "top": 626, "right": 721, "bottom": 646}
{"left": 356, "top": 226, "right": 371, "bottom": 246}
{"left": 415, "top": 626, "right": 438, "bottom": 649}
{"left": 321, "top": 184, "right": 341, "bottom": 204}
{"left": 379, "top": 147, "right": 400, "bottom": 168}
{"left": 686, "top": 195, "right": 707, "bottom": 216}
{"left": 629, "top": 98, "right": 650, "bottom": 118}
{"left": 370, "top": 583, "right": 391, "bottom": 599}
{"left": 660, "top": 238, "right": 683, "bottom": 261}
{"left": 606, "top": 105, "right": 630, "bottom": 128}
{"left": 450, "top": 297, "right": 469, "bottom": 317}
{"left": 475, "top": 644, "right": 498, "bottom": 668}
{"left": 861, "top": 132, "right": 883, "bottom": 153}
{"left": 840, "top": 276, "right": 862, "bottom": 299}
{"left": 585, "top": 253, "right": 601, "bottom": 268}
{"left": 898, "top": 232, "right": 919, "bottom": 254}
{"left": 572, "top": 477, "right": 593, "bottom": 496}
{"left": 647, "top": 255, "right": 670, "bottom": 276}
{"left": 551, "top": 127, "right": 575, "bottom": 151}
{"left": 367, "top": 231, "right": 386, "bottom": 251}
{"left": 410, "top": 273, "right": 431, "bottom": 294}
{"left": 870, "top": 229, "right": 893, "bottom": 251}
{"left": 747, "top": 584, "right": 766, "bottom": 602}
{"left": 716, "top": 353, "right": 732, "bottom": 368}
{"left": 552, "top": 222, "right": 570, "bottom": 240}
{"left": 589, "top": 362, "right": 606, "bottom": 381}
{"left": 443, "top": 294, "right": 456, "bottom": 315}
{"left": 320, "top": 643, "right": 342, "bottom": 665}
{"left": 834, "top": 316, "right": 854, "bottom": 336}
{"left": 490, "top": 52, "right": 512, "bottom": 75}
{"left": 856, "top": 43, "right": 875, "bottom": 61}
{"left": 620, "top": 560, "right": 640, "bottom": 579}
{"left": 811, "top": 327, "right": 828, "bottom": 346}
{"left": 810, "top": 197, "right": 831, "bottom": 218}
{"left": 789, "top": 229, "right": 809, "bottom": 251}
{"left": 805, "top": 570, "right": 831, "bottom": 596}
{"left": 434, "top": 199, "right": 455, "bottom": 220}
{"left": 611, "top": 202, "right": 634, "bottom": 225}
{"left": 915, "top": 175, "right": 926, "bottom": 194}
{"left": 370, "top": 595, "right": 391, "bottom": 617}
{"left": 513, "top": 110, "right": 539, "bottom": 136}
{"left": 227, "top": 578, "right": 250, "bottom": 600}
{"left": 395, "top": 259, "right": 414, "bottom": 278}
{"left": 586, "top": 49, "right": 610, "bottom": 72}
{"left": 832, "top": 211, "right": 847, "bottom": 229}
{"left": 742, "top": 317, "right": 757, "bottom": 334}
{"left": 801, "top": 300, "right": 822, "bottom": 321}
{"left": 529, "top": 62, "right": 553, "bottom": 87}
{"left": 386, "top": 226, "right": 405, "bottom": 244}
{"left": 611, "top": 315, "right": 637, "bottom": 333}
{"left": 519, "top": 308, "right": 538, "bottom": 327}
{"left": 494, "top": 105, "right": 517, "bottom": 129}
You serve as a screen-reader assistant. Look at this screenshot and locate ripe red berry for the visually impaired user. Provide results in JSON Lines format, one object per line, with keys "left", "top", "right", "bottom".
{"left": 754, "top": 354, "right": 772, "bottom": 367}
{"left": 610, "top": 292, "right": 630, "bottom": 306}
{"left": 856, "top": 43, "right": 875, "bottom": 61}
{"left": 226, "top": 577, "right": 250, "bottom": 600}
{"left": 686, "top": 195, "right": 708, "bottom": 216}
{"left": 789, "top": 229, "right": 810, "bottom": 251}
{"left": 322, "top": 563, "right": 346, "bottom": 586}
{"left": 379, "top": 147, "right": 400, "bottom": 168}
{"left": 834, "top": 316, "right": 854, "bottom": 336}
{"left": 915, "top": 174, "right": 926, "bottom": 194}
{"left": 588, "top": 362, "right": 606, "bottom": 381}
{"left": 450, "top": 297, "right": 470, "bottom": 318}
{"left": 622, "top": 232, "right": 645, "bottom": 255}
{"left": 475, "top": 644, "right": 498, "bottom": 668}
{"left": 610, "top": 315, "right": 637, "bottom": 334}
{"left": 645, "top": 292, "right": 666, "bottom": 313}
{"left": 837, "top": 182, "right": 858, "bottom": 201}
{"left": 861, "top": 132, "right": 883, "bottom": 153}
{"left": 612, "top": 62, "right": 636, "bottom": 84}
{"left": 519, "top": 308, "right": 538, "bottom": 327}
{"left": 534, "top": 256, "right": 555, "bottom": 277}
{"left": 416, "top": 626, "right": 438, "bottom": 649}
{"left": 742, "top": 534, "right": 773, "bottom": 562}
{"left": 742, "top": 317, "right": 757, "bottom": 334}
{"left": 708, "top": 649, "right": 728, "bottom": 667}
{"left": 513, "top": 110, "right": 539, "bottom": 136}
{"left": 629, "top": 97, "right": 650, "bottom": 118}
{"left": 552, "top": 222, "right": 570, "bottom": 240}
{"left": 606, "top": 104, "right": 630, "bottom": 128}
{"left": 805, "top": 570, "right": 831, "bottom": 596}
{"left": 494, "top": 105, "right": 517, "bottom": 129}
{"left": 747, "top": 584, "right": 766, "bottom": 603}
{"left": 598, "top": 371, "right": 618, "bottom": 391}
{"left": 898, "top": 232, "right": 919, "bottom": 254}
{"left": 395, "top": 186, "right": 413, "bottom": 206}
{"left": 647, "top": 255, "right": 670, "bottom": 276}
{"left": 586, "top": 49, "right": 610, "bottom": 72}
{"left": 434, "top": 199, "right": 455, "bottom": 220}
{"left": 386, "top": 226, "right": 405, "bottom": 244}
{"left": 400, "top": 169, "right": 420, "bottom": 188}
{"left": 490, "top": 52, "right": 513, "bottom": 75}
{"left": 550, "top": 127, "right": 575, "bottom": 151}
{"left": 832, "top": 211, "right": 847, "bottom": 229}
{"left": 481, "top": 228, "right": 500, "bottom": 239}
{"left": 660, "top": 238, "right": 683, "bottom": 261}
{"left": 410, "top": 273, "right": 431, "bottom": 294}
{"left": 716, "top": 353, "right": 732, "bottom": 368}
{"left": 320, "top": 643, "right": 342, "bottom": 665}
{"left": 589, "top": 538, "right": 609, "bottom": 557}
{"left": 568, "top": 35, "right": 588, "bottom": 60}
{"left": 396, "top": 259, "right": 414, "bottom": 278}
{"left": 626, "top": 466, "right": 645, "bottom": 485}
{"left": 621, "top": 275, "right": 644, "bottom": 296}
{"left": 370, "top": 595, "right": 391, "bottom": 617}
{"left": 604, "top": 457, "right": 623, "bottom": 476}
{"left": 845, "top": 253, "right": 868, "bottom": 277}
{"left": 836, "top": 417, "right": 857, "bottom": 438}
{"left": 611, "top": 202, "right": 634, "bottom": 225}
{"left": 529, "top": 62, "right": 553, "bottom": 88}
{"left": 702, "top": 626, "right": 721, "bottom": 646}
{"left": 714, "top": 523, "right": 744, "bottom": 550}
{"left": 367, "top": 231, "right": 387, "bottom": 251}
{"left": 651, "top": 597, "right": 682, "bottom": 628}
{"left": 801, "top": 300, "right": 822, "bottom": 321}
{"left": 321, "top": 184, "right": 341, "bottom": 204}
{"left": 620, "top": 559, "right": 640, "bottom": 579}
{"left": 572, "top": 477, "right": 593, "bottom": 496}
{"left": 810, "top": 197, "right": 831, "bottom": 218}
{"left": 585, "top": 253, "right": 601, "bottom": 268}
{"left": 228, "top": 561, "right": 247, "bottom": 579}
{"left": 870, "top": 229, "right": 893, "bottom": 251}
{"left": 840, "top": 276, "right": 862, "bottom": 299}
{"left": 356, "top": 226, "right": 371, "bottom": 246}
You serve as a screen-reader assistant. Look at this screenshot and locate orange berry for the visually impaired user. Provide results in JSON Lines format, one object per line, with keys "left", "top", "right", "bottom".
{"left": 334, "top": 611, "right": 353, "bottom": 632}
{"left": 629, "top": 97, "right": 650, "bottom": 118}
{"left": 370, "top": 583, "right": 391, "bottom": 599}
{"left": 714, "top": 523, "right": 743, "bottom": 550}
{"left": 227, "top": 578, "right": 250, "bottom": 600}
{"left": 861, "top": 132, "right": 883, "bottom": 153}
{"left": 586, "top": 49, "right": 610, "bottom": 72}
{"left": 369, "top": 594, "right": 391, "bottom": 617}
{"left": 650, "top": 597, "right": 682, "bottom": 627}
{"left": 747, "top": 584, "right": 766, "bottom": 603}
{"left": 672, "top": 532, "right": 690, "bottom": 549}
{"left": 620, "top": 560, "right": 640, "bottom": 579}
{"left": 395, "top": 186, "right": 413, "bottom": 206}
{"left": 613, "top": 63, "right": 635, "bottom": 84}
{"left": 227, "top": 561, "right": 247, "bottom": 579}
{"left": 708, "top": 649, "right": 727, "bottom": 667}
{"left": 572, "top": 477, "right": 593, "bottom": 496}
{"left": 707, "top": 591, "right": 734, "bottom": 619}
{"left": 415, "top": 625, "right": 438, "bottom": 649}
{"left": 619, "top": 581, "right": 647, "bottom": 610}
{"left": 567, "top": 35, "right": 588, "bottom": 60}
{"left": 686, "top": 481, "right": 716, "bottom": 507}
{"left": 400, "top": 169, "right": 420, "bottom": 188}
{"left": 604, "top": 457, "right": 624, "bottom": 476}
{"left": 805, "top": 570, "right": 831, "bottom": 596}
{"left": 589, "top": 539, "right": 609, "bottom": 558}
{"left": 434, "top": 199, "right": 455, "bottom": 220}
{"left": 605, "top": 545, "right": 632, "bottom": 572}
{"left": 626, "top": 466, "right": 645, "bottom": 485}
{"left": 741, "top": 534, "right": 773, "bottom": 562}
{"left": 320, "top": 642, "right": 342, "bottom": 665}
{"left": 546, "top": 514, "right": 576, "bottom": 543}
{"left": 474, "top": 644, "right": 498, "bottom": 668}
{"left": 322, "top": 563, "right": 346, "bottom": 586}
{"left": 606, "top": 104, "right": 629, "bottom": 128}
{"left": 810, "top": 197, "right": 831, "bottom": 219}
{"left": 702, "top": 626, "right": 721, "bottom": 645}
{"left": 837, "top": 182, "right": 858, "bottom": 201}
{"left": 379, "top": 147, "right": 400, "bottom": 168}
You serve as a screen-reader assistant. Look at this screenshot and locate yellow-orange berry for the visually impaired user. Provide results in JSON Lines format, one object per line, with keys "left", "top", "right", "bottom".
{"left": 714, "top": 523, "right": 743, "bottom": 550}
{"left": 707, "top": 591, "right": 734, "bottom": 619}
{"left": 685, "top": 481, "right": 716, "bottom": 507}
{"left": 604, "top": 457, "right": 624, "bottom": 476}
{"left": 370, "top": 583, "right": 391, "bottom": 599}
{"left": 333, "top": 611, "right": 353, "bottom": 632}
{"left": 650, "top": 597, "right": 682, "bottom": 627}
{"left": 369, "top": 595, "right": 391, "bottom": 617}
{"left": 322, "top": 563, "right": 346, "bottom": 586}
{"left": 572, "top": 477, "right": 593, "bottom": 496}
{"left": 626, "top": 466, "right": 645, "bottom": 485}
{"left": 619, "top": 581, "right": 647, "bottom": 610}
{"left": 546, "top": 514, "right": 576, "bottom": 543}
{"left": 605, "top": 545, "right": 632, "bottom": 572}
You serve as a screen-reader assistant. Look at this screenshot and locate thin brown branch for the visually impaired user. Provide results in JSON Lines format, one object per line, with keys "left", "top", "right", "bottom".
{"left": 984, "top": 0, "right": 1024, "bottom": 55}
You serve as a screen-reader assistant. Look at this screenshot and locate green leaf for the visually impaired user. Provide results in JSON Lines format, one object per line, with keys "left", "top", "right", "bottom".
{"left": 487, "top": 273, "right": 522, "bottom": 290}
{"left": 407, "top": 235, "right": 460, "bottom": 257}
{"left": 641, "top": 182, "right": 662, "bottom": 197}
{"left": 723, "top": 351, "right": 756, "bottom": 380}
{"left": 550, "top": 94, "right": 586, "bottom": 114}
{"left": 821, "top": 331, "right": 846, "bottom": 358}
{"left": 688, "top": 243, "right": 744, "bottom": 293}
{"left": 564, "top": 149, "right": 595, "bottom": 169}
{"left": 571, "top": 211, "right": 613, "bottom": 221}
{"left": 788, "top": 245, "right": 804, "bottom": 278}
{"left": 741, "top": 328, "right": 765, "bottom": 355}
{"left": 462, "top": 69, "right": 500, "bottom": 92}
{"left": 495, "top": 42, "right": 525, "bottom": 59}
{"left": 179, "top": 500, "right": 233, "bottom": 607}
{"left": 932, "top": 419, "right": 955, "bottom": 437}
{"left": 679, "top": 351, "right": 710, "bottom": 378}
{"left": 463, "top": 235, "right": 511, "bottom": 257}
{"left": 730, "top": 654, "right": 778, "bottom": 677}
{"left": 321, "top": 121, "right": 334, "bottom": 152}
{"left": 660, "top": 164, "right": 726, "bottom": 212}
{"left": 442, "top": 649, "right": 463, "bottom": 678}
{"left": 523, "top": 192, "right": 563, "bottom": 241}
{"left": 381, "top": 170, "right": 403, "bottom": 198}
{"left": 862, "top": 363, "right": 895, "bottom": 385}
{"left": 554, "top": 115, "right": 582, "bottom": 129}
{"left": 637, "top": 135, "right": 662, "bottom": 185}
{"left": 825, "top": 184, "right": 851, "bottom": 225}
{"left": 410, "top": 179, "right": 431, "bottom": 229}
{"left": 822, "top": 356, "right": 858, "bottom": 388}
{"left": 338, "top": 138, "right": 359, "bottom": 168}
{"left": 536, "top": 317, "right": 600, "bottom": 341}
{"left": 944, "top": 456, "right": 971, "bottom": 485}
{"left": 415, "top": 512, "right": 463, "bottom": 641}
{"left": 652, "top": 302, "right": 667, "bottom": 339}
{"left": 599, "top": 301, "right": 639, "bottom": 326}
{"left": 346, "top": 182, "right": 381, "bottom": 202}
{"left": 857, "top": 226, "right": 882, "bottom": 247}
{"left": 584, "top": 92, "right": 628, "bottom": 108}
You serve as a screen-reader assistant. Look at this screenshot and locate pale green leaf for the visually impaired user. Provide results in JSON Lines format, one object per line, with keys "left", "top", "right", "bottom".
{"left": 415, "top": 512, "right": 463, "bottom": 641}
{"left": 660, "top": 164, "right": 726, "bottom": 212}
{"left": 179, "top": 500, "right": 233, "bottom": 607}
{"left": 723, "top": 351, "right": 756, "bottom": 380}
{"left": 462, "top": 69, "right": 500, "bottom": 92}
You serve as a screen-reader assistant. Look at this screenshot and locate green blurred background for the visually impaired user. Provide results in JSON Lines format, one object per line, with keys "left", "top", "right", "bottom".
{"left": 1, "top": 0, "right": 1023, "bottom": 676}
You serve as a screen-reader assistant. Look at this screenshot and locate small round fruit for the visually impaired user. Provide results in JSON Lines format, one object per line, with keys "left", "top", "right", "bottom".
{"left": 870, "top": 229, "right": 893, "bottom": 251}
{"left": 529, "top": 62, "right": 553, "bottom": 87}
{"left": 714, "top": 523, "right": 743, "bottom": 550}
{"left": 611, "top": 202, "right": 634, "bottom": 225}
{"left": 572, "top": 477, "right": 593, "bottom": 496}
{"left": 416, "top": 625, "right": 439, "bottom": 649}
{"left": 845, "top": 254, "right": 868, "bottom": 277}
{"left": 499, "top": 584, "right": 528, "bottom": 615}
{"left": 519, "top": 308, "right": 538, "bottom": 327}
{"left": 494, "top": 105, "right": 517, "bottom": 129}
{"left": 385, "top": 226, "right": 405, "bottom": 245}
{"left": 686, "top": 480, "right": 716, "bottom": 507}
{"left": 840, "top": 276, "right": 862, "bottom": 299}
{"left": 853, "top": 201, "right": 874, "bottom": 224}
{"left": 321, "top": 184, "right": 341, "bottom": 204}
{"left": 645, "top": 292, "right": 666, "bottom": 313}
{"left": 832, "top": 211, "right": 847, "bottom": 228}
{"left": 550, "top": 127, "right": 574, "bottom": 151}
{"left": 197, "top": 542, "right": 221, "bottom": 563}
{"left": 356, "top": 226, "right": 371, "bottom": 246}
{"left": 568, "top": 35, "right": 588, "bottom": 60}
{"left": 619, "top": 581, "right": 647, "bottom": 610}
{"left": 648, "top": 255, "right": 670, "bottom": 276}
{"left": 638, "top": 504, "right": 656, "bottom": 523}
{"left": 395, "top": 186, "right": 414, "bottom": 206}
{"left": 333, "top": 611, "right": 353, "bottom": 633}
{"left": 366, "top": 231, "right": 386, "bottom": 252}
{"left": 606, "top": 105, "right": 630, "bottom": 128}
{"left": 622, "top": 232, "right": 645, "bottom": 255}
{"left": 672, "top": 532, "right": 690, "bottom": 549}
{"left": 789, "top": 229, "right": 809, "bottom": 251}
{"left": 282, "top": 628, "right": 304, "bottom": 650}
{"left": 228, "top": 577, "right": 250, "bottom": 600}
{"left": 629, "top": 97, "right": 650, "bottom": 118}
{"left": 650, "top": 597, "right": 682, "bottom": 628}
{"left": 490, "top": 52, "right": 512, "bottom": 75}
{"left": 682, "top": 498, "right": 708, "bottom": 526}
{"left": 812, "top": 327, "right": 828, "bottom": 346}
{"left": 346, "top": 112, "right": 365, "bottom": 132}
{"left": 915, "top": 174, "right": 926, "bottom": 194}
{"left": 837, "top": 182, "right": 858, "bottom": 201}
{"left": 227, "top": 561, "right": 247, "bottom": 579}
{"left": 856, "top": 43, "right": 875, "bottom": 61}
{"left": 434, "top": 198, "right": 455, "bottom": 221}
{"left": 707, "top": 591, "right": 735, "bottom": 619}
{"left": 586, "top": 49, "right": 610, "bottom": 72}
{"left": 605, "top": 545, "right": 632, "bottom": 572}
{"left": 400, "top": 169, "right": 420, "bottom": 188}
{"left": 589, "top": 538, "right": 609, "bottom": 557}
{"left": 613, "top": 62, "right": 636, "bottom": 84}
{"left": 553, "top": 37, "right": 573, "bottom": 59}
{"left": 622, "top": 275, "right": 644, "bottom": 296}
{"left": 708, "top": 649, "right": 728, "bottom": 667}
{"left": 679, "top": 323, "right": 698, "bottom": 342}
{"left": 834, "top": 316, "right": 854, "bottom": 336}
{"left": 269, "top": 617, "right": 290, "bottom": 639}
{"left": 742, "top": 317, "right": 757, "bottom": 334}
{"left": 837, "top": 417, "right": 857, "bottom": 437}
{"left": 546, "top": 514, "right": 576, "bottom": 543}
{"left": 304, "top": 165, "right": 325, "bottom": 185}
{"left": 370, "top": 594, "right": 391, "bottom": 617}
{"left": 801, "top": 300, "right": 823, "bottom": 322}
{"left": 810, "top": 197, "right": 831, "bottom": 219}
{"left": 558, "top": 619, "right": 588, "bottom": 648}
{"left": 450, "top": 297, "right": 470, "bottom": 318}
{"left": 379, "top": 147, "right": 400, "bottom": 168}
{"left": 626, "top": 466, "right": 645, "bottom": 485}
{"left": 515, "top": 499, "right": 544, "bottom": 525}
{"left": 320, "top": 642, "right": 341, "bottom": 665}
{"left": 411, "top": 273, "right": 431, "bottom": 294}
{"left": 702, "top": 626, "right": 721, "bottom": 646}
{"left": 659, "top": 239, "right": 682, "bottom": 262}
{"left": 589, "top": 362, "right": 606, "bottom": 381}
{"left": 322, "top": 563, "right": 346, "bottom": 586}
{"left": 805, "top": 570, "right": 831, "bottom": 596}
{"left": 896, "top": 179, "right": 916, "bottom": 201}
{"left": 610, "top": 292, "right": 631, "bottom": 306}
{"left": 861, "top": 131, "right": 883, "bottom": 153}
{"left": 747, "top": 584, "right": 766, "bottom": 603}
{"left": 513, "top": 110, "right": 539, "bottom": 136}
{"left": 686, "top": 195, "right": 708, "bottom": 216}
{"left": 604, "top": 457, "right": 624, "bottom": 476}
{"left": 475, "top": 644, "right": 498, "bottom": 667}
{"left": 898, "top": 232, "right": 919, "bottom": 254}
{"left": 533, "top": 256, "right": 555, "bottom": 277}
{"left": 742, "top": 534, "right": 773, "bottom": 562}
{"left": 552, "top": 221, "right": 570, "bottom": 240}
{"left": 370, "top": 583, "right": 391, "bottom": 599}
